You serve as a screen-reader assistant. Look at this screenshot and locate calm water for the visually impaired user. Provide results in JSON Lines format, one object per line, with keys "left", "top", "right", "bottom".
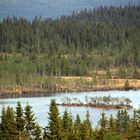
{"left": 0, "top": 90, "right": 140, "bottom": 127}
{"left": 0, "top": 0, "right": 139, "bottom": 20}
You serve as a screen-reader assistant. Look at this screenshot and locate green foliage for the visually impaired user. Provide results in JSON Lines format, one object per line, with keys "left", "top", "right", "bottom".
{"left": 15, "top": 102, "right": 26, "bottom": 139}
{"left": 0, "top": 4, "right": 140, "bottom": 90}
{"left": 98, "top": 112, "right": 107, "bottom": 139}
{"left": 133, "top": 68, "right": 140, "bottom": 79}
{"left": 34, "top": 124, "right": 42, "bottom": 140}
{"left": 124, "top": 80, "right": 131, "bottom": 91}
{"left": 0, "top": 106, "right": 17, "bottom": 140}
{"left": 1, "top": 101, "right": 140, "bottom": 139}
{"left": 79, "top": 111, "right": 94, "bottom": 140}
{"left": 116, "top": 110, "right": 129, "bottom": 133}
{"left": 62, "top": 110, "right": 74, "bottom": 140}
{"left": 74, "top": 114, "right": 81, "bottom": 139}
{"left": 0, "top": 106, "right": 7, "bottom": 139}
{"left": 103, "top": 134, "right": 123, "bottom": 140}
{"left": 129, "top": 108, "right": 140, "bottom": 139}
{"left": 46, "top": 99, "right": 62, "bottom": 140}
{"left": 108, "top": 114, "right": 116, "bottom": 133}
{"left": 24, "top": 103, "right": 36, "bottom": 138}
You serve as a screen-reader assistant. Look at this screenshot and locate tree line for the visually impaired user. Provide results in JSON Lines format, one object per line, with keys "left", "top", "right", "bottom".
{"left": 0, "top": 99, "right": 140, "bottom": 140}
{"left": 61, "top": 95, "right": 132, "bottom": 107}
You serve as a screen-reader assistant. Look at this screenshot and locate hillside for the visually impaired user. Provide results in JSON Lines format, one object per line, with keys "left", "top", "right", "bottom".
{"left": 0, "top": 4, "right": 140, "bottom": 96}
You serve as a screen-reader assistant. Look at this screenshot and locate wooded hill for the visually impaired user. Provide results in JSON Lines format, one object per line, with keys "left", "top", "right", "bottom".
{"left": 0, "top": 4, "right": 140, "bottom": 91}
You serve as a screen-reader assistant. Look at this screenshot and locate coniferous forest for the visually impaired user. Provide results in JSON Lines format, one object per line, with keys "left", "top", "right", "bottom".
{"left": 0, "top": 100, "right": 140, "bottom": 140}
{"left": 0, "top": 4, "right": 140, "bottom": 92}
{"left": 1, "top": 2, "right": 140, "bottom": 140}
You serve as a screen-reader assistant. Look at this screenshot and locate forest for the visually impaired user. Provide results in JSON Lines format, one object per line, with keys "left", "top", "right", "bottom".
{"left": 0, "top": 99, "right": 140, "bottom": 140}
{"left": 0, "top": 4, "right": 140, "bottom": 92}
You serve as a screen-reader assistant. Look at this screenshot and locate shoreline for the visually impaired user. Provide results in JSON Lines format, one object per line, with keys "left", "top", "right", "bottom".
{"left": 0, "top": 77, "right": 140, "bottom": 99}
{"left": 0, "top": 85, "right": 139, "bottom": 99}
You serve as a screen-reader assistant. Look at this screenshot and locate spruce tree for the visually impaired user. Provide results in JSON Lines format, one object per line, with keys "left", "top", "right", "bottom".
{"left": 85, "top": 111, "right": 94, "bottom": 139}
{"left": 5, "top": 106, "right": 17, "bottom": 140}
{"left": 34, "top": 124, "right": 42, "bottom": 140}
{"left": 46, "top": 99, "right": 62, "bottom": 140}
{"left": 80, "top": 121, "right": 94, "bottom": 140}
{"left": 79, "top": 111, "right": 94, "bottom": 140}
{"left": 24, "top": 103, "right": 36, "bottom": 138}
{"left": 43, "top": 128, "right": 49, "bottom": 140}
{"left": 16, "top": 102, "right": 25, "bottom": 139}
{"left": 74, "top": 114, "right": 81, "bottom": 139}
{"left": 126, "top": 119, "right": 135, "bottom": 139}
{"left": 116, "top": 110, "right": 121, "bottom": 133}
{"left": 98, "top": 112, "right": 107, "bottom": 140}
{"left": 122, "top": 110, "right": 129, "bottom": 133}
{"left": 62, "top": 110, "right": 74, "bottom": 140}
{"left": 0, "top": 106, "right": 7, "bottom": 139}
{"left": 132, "top": 108, "right": 140, "bottom": 138}
{"left": 0, "top": 106, "right": 17, "bottom": 140}
{"left": 108, "top": 114, "right": 117, "bottom": 133}
{"left": 116, "top": 110, "right": 129, "bottom": 134}
{"left": 62, "top": 109, "right": 70, "bottom": 139}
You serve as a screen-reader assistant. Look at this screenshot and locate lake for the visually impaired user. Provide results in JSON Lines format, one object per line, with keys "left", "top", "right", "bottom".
{"left": 0, "top": 0, "right": 139, "bottom": 20}
{"left": 0, "top": 90, "right": 140, "bottom": 127}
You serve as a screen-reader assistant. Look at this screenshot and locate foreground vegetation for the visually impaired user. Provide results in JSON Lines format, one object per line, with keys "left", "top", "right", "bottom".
{"left": 0, "top": 4, "right": 140, "bottom": 95}
{"left": 0, "top": 99, "right": 140, "bottom": 140}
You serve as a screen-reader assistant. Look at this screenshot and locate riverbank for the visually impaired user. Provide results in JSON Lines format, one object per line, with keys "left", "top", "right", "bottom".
{"left": 0, "top": 77, "right": 140, "bottom": 98}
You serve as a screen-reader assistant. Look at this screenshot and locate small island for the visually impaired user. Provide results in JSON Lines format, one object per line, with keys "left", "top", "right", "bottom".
{"left": 57, "top": 95, "right": 133, "bottom": 110}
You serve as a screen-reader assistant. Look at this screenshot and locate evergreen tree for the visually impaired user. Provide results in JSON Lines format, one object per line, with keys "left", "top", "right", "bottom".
{"left": 108, "top": 114, "right": 118, "bottom": 134}
{"left": 116, "top": 110, "right": 121, "bottom": 133}
{"left": 45, "top": 99, "right": 62, "bottom": 140}
{"left": 0, "top": 106, "right": 8, "bottom": 139}
{"left": 74, "top": 114, "right": 81, "bottom": 139}
{"left": 79, "top": 111, "right": 94, "bottom": 140}
{"left": 116, "top": 109, "right": 129, "bottom": 134}
{"left": 0, "top": 106, "right": 17, "bottom": 140}
{"left": 85, "top": 111, "right": 94, "bottom": 139}
{"left": 1, "top": 100, "right": 140, "bottom": 139}
{"left": 43, "top": 128, "right": 49, "bottom": 140}
{"left": 5, "top": 107, "right": 17, "bottom": 140}
{"left": 80, "top": 120, "right": 94, "bottom": 140}
{"left": 98, "top": 112, "right": 107, "bottom": 140}
{"left": 16, "top": 102, "right": 25, "bottom": 139}
{"left": 131, "top": 108, "right": 140, "bottom": 138}
{"left": 24, "top": 103, "right": 36, "bottom": 138}
{"left": 34, "top": 124, "right": 42, "bottom": 140}
{"left": 62, "top": 110, "right": 74, "bottom": 140}
{"left": 122, "top": 110, "right": 129, "bottom": 133}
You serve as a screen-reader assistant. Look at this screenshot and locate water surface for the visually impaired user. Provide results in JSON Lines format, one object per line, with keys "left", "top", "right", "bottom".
{"left": 0, "top": 90, "right": 139, "bottom": 127}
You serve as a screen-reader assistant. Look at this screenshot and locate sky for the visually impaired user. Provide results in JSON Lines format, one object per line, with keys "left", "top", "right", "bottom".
{"left": 0, "top": 0, "right": 139, "bottom": 20}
